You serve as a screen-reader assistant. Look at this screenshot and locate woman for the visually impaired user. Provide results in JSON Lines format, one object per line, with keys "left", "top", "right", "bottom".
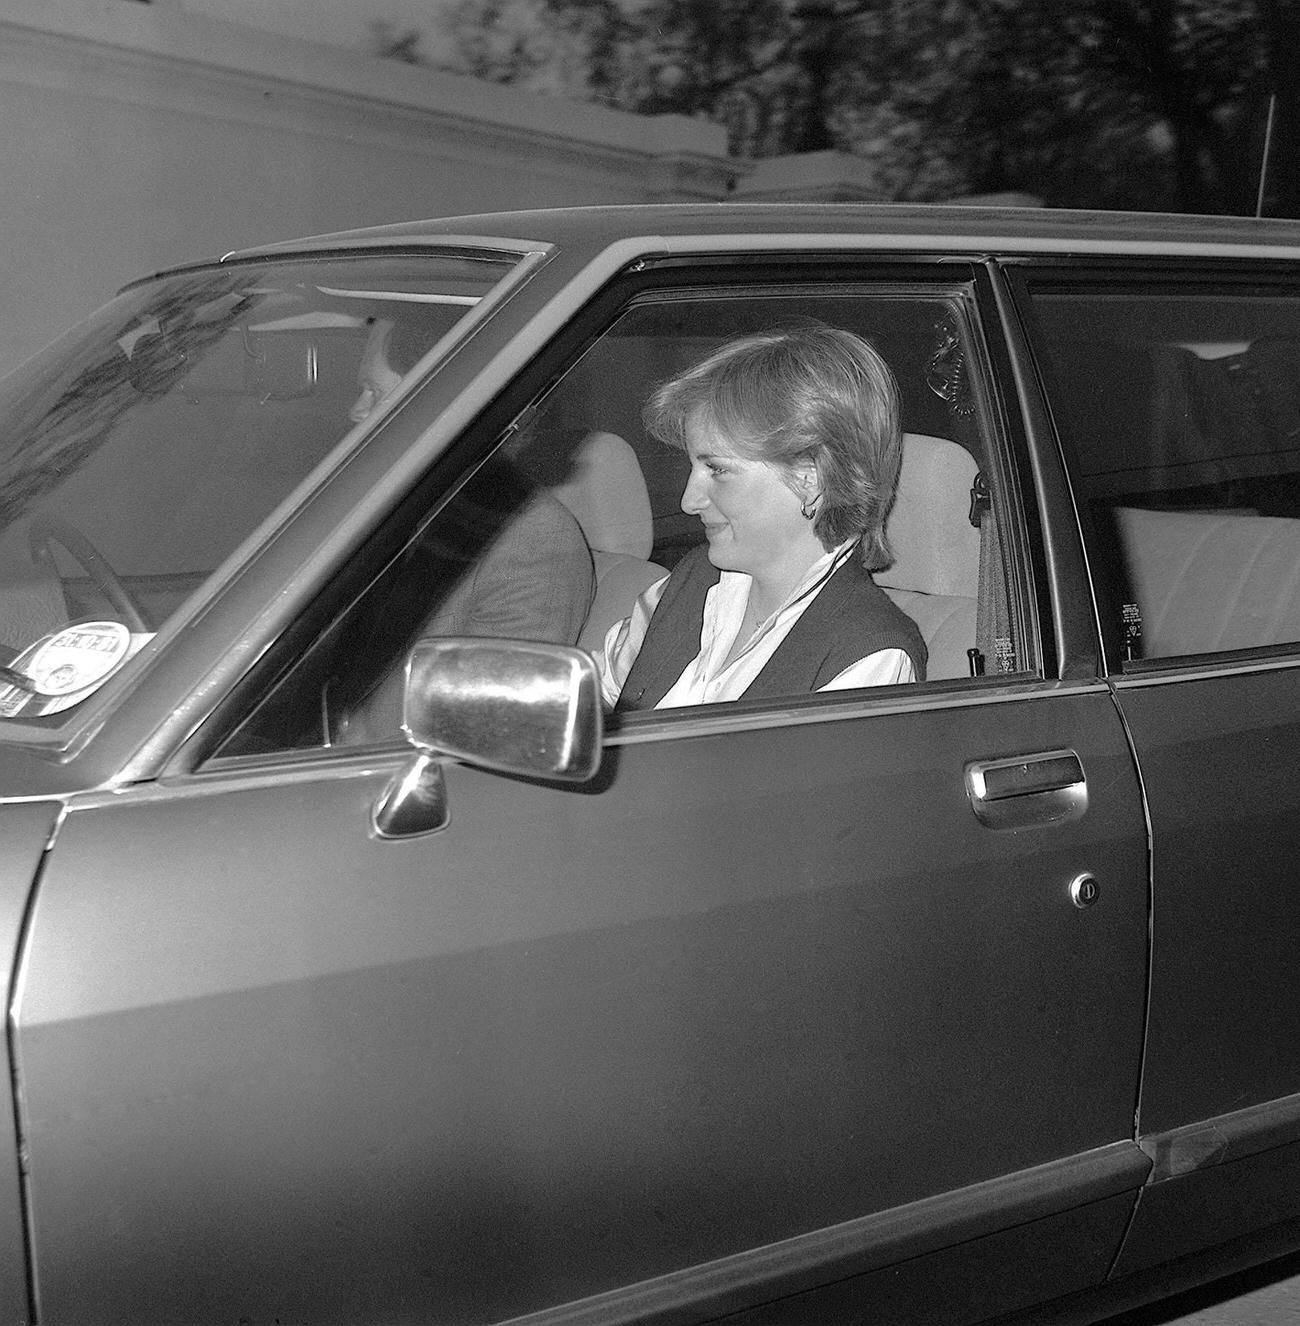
{"left": 601, "top": 324, "right": 926, "bottom": 710}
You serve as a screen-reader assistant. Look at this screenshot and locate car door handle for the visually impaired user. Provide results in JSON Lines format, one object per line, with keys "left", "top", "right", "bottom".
{"left": 964, "top": 750, "right": 1087, "bottom": 830}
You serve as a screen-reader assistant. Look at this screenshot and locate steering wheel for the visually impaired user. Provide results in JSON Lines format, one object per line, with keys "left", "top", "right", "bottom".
{"left": 28, "top": 515, "right": 151, "bottom": 634}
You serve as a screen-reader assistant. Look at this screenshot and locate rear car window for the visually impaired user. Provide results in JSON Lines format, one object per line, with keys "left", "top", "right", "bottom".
{"left": 1024, "top": 276, "right": 1300, "bottom": 668}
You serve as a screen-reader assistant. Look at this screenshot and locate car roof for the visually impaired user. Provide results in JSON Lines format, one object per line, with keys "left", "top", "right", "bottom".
{"left": 223, "top": 203, "right": 1300, "bottom": 264}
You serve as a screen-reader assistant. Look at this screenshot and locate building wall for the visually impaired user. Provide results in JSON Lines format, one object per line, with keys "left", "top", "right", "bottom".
{"left": 0, "top": 0, "right": 738, "bottom": 376}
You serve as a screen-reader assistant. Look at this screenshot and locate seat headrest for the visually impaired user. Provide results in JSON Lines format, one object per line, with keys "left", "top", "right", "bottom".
{"left": 548, "top": 430, "right": 654, "bottom": 559}
{"left": 875, "top": 433, "right": 981, "bottom": 599}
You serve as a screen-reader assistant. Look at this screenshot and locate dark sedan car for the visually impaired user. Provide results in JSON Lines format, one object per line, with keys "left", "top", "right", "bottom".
{"left": 0, "top": 204, "right": 1299, "bottom": 1325}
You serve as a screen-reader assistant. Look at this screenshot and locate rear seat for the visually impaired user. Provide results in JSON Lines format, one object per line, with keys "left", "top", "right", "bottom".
{"left": 1114, "top": 506, "right": 1300, "bottom": 656}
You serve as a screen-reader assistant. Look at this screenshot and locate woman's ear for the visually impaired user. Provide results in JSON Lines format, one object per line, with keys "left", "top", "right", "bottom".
{"left": 792, "top": 455, "right": 821, "bottom": 500}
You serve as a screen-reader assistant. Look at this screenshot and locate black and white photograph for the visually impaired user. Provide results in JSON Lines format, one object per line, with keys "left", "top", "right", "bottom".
{"left": 1, "top": 3, "right": 1300, "bottom": 1323}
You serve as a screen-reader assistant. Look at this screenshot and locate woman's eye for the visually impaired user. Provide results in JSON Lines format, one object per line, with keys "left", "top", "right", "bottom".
{"left": 706, "top": 462, "right": 727, "bottom": 476}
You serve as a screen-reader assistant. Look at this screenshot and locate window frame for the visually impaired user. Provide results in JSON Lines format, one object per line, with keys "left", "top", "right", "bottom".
{"left": 198, "top": 255, "right": 1052, "bottom": 770}
{"left": 1006, "top": 257, "right": 1300, "bottom": 678}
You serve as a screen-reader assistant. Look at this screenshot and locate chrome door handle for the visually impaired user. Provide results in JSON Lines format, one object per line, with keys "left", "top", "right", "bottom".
{"left": 965, "top": 750, "right": 1087, "bottom": 830}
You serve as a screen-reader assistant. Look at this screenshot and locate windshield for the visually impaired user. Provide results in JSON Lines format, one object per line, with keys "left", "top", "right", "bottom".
{"left": 0, "top": 249, "right": 521, "bottom": 722}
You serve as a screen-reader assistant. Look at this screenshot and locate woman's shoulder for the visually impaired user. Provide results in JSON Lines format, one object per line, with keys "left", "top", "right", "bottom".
{"left": 815, "top": 554, "right": 927, "bottom": 662}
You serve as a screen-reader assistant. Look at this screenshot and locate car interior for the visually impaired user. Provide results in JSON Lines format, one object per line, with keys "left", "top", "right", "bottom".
{"left": 214, "top": 289, "right": 1026, "bottom": 755}
{"left": 1033, "top": 291, "right": 1300, "bottom": 664}
{"left": 528, "top": 293, "right": 1009, "bottom": 685}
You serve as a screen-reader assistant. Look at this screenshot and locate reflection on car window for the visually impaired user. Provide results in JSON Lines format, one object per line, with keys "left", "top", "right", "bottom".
{"left": 217, "top": 287, "right": 1028, "bottom": 760}
{"left": 0, "top": 251, "right": 520, "bottom": 723}
{"left": 1029, "top": 284, "right": 1300, "bottom": 667}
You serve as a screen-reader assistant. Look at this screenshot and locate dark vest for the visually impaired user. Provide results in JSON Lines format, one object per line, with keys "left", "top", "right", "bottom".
{"left": 616, "top": 546, "right": 927, "bottom": 712}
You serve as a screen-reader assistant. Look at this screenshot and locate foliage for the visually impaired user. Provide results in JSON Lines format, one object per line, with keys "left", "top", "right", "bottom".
{"left": 369, "top": 0, "right": 1296, "bottom": 215}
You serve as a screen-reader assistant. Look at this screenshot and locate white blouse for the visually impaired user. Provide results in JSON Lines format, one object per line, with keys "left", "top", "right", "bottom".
{"left": 598, "top": 542, "right": 915, "bottom": 709}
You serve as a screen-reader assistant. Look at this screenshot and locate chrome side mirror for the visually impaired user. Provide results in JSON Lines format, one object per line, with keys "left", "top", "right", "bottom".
{"left": 373, "top": 638, "right": 603, "bottom": 839}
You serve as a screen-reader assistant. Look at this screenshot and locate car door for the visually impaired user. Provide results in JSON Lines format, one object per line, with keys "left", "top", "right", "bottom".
{"left": 12, "top": 258, "right": 1151, "bottom": 1325}
{"left": 1011, "top": 261, "right": 1300, "bottom": 1283}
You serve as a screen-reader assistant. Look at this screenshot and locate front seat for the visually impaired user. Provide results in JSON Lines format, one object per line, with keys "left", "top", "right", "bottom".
{"left": 546, "top": 430, "right": 667, "bottom": 653}
{"left": 875, "top": 432, "right": 981, "bottom": 680}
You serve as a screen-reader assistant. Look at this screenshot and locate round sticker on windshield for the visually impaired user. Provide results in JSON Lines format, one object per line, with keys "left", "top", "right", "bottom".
{"left": 27, "top": 621, "right": 132, "bottom": 695}
{"left": 0, "top": 621, "right": 137, "bottom": 718}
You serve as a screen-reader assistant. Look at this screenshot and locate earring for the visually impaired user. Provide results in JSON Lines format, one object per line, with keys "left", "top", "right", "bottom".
{"left": 800, "top": 495, "right": 817, "bottom": 521}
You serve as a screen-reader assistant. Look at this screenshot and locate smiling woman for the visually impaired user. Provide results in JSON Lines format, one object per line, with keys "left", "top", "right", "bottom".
{"left": 597, "top": 324, "right": 927, "bottom": 710}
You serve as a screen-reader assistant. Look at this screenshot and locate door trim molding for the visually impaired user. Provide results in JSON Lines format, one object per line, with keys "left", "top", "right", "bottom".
{"left": 499, "top": 1142, "right": 1150, "bottom": 1326}
{"left": 1141, "top": 1091, "right": 1300, "bottom": 1182}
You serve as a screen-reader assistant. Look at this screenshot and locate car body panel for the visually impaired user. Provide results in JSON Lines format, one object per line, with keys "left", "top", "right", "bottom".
{"left": 15, "top": 681, "right": 1146, "bottom": 1322}
{"left": 997, "top": 256, "right": 1300, "bottom": 1283}
{"left": 1113, "top": 665, "right": 1300, "bottom": 1133}
{"left": 1105, "top": 664, "right": 1300, "bottom": 1274}
{"left": 0, "top": 803, "right": 59, "bottom": 1326}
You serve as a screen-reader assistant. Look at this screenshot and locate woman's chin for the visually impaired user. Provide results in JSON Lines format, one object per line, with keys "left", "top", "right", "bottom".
{"left": 705, "top": 544, "right": 745, "bottom": 573}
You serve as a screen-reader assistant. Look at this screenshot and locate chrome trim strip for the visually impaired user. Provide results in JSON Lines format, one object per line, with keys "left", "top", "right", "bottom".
{"left": 231, "top": 225, "right": 1300, "bottom": 276}
{"left": 1141, "top": 1092, "right": 1300, "bottom": 1183}
{"left": 1112, "top": 651, "right": 1300, "bottom": 687}
{"left": 75, "top": 747, "right": 404, "bottom": 809}
{"left": 604, "top": 677, "right": 1107, "bottom": 747}
{"left": 167, "top": 680, "right": 1107, "bottom": 790}
{"left": 496, "top": 1143, "right": 1149, "bottom": 1326}
{"left": 643, "top": 232, "right": 1300, "bottom": 262}
{"left": 225, "top": 233, "right": 555, "bottom": 262}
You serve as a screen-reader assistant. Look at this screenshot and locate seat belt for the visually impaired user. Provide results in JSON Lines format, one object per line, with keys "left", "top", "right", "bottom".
{"left": 971, "top": 473, "right": 1017, "bottom": 675}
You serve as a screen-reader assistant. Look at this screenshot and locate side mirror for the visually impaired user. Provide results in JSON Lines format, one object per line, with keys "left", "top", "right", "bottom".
{"left": 373, "top": 638, "right": 603, "bottom": 838}
{"left": 405, "top": 636, "right": 603, "bottom": 780}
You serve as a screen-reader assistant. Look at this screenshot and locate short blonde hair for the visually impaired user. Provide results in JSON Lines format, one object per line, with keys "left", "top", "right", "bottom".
{"left": 643, "top": 324, "right": 902, "bottom": 570}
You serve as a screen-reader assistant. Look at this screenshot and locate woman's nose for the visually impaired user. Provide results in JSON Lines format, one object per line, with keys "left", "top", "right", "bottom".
{"left": 681, "top": 469, "right": 707, "bottom": 514}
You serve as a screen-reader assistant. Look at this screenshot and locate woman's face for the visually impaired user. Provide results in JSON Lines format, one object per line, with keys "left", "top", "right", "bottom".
{"left": 680, "top": 421, "right": 816, "bottom": 582}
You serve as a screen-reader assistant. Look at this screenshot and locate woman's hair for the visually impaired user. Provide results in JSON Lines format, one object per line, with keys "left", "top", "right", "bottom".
{"left": 643, "top": 324, "right": 903, "bottom": 570}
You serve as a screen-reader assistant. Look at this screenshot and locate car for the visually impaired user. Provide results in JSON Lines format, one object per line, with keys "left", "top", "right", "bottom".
{"left": 0, "top": 202, "right": 1299, "bottom": 1325}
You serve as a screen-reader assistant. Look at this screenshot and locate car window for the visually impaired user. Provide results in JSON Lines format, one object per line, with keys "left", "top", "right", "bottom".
{"left": 216, "top": 283, "right": 1032, "bottom": 758}
{"left": 1022, "top": 274, "right": 1300, "bottom": 669}
{"left": 0, "top": 250, "right": 522, "bottom": 725}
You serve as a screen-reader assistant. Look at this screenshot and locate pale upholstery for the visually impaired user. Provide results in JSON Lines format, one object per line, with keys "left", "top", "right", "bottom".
{"left": 549, "top": 431, "right": 654, "bottom": 559}
{"left": 876, "top": 433, "right": 981, "bottom": 679}
{"left": 878, "top": 587, "right": 977, "bottom": 681}
{"left": 1114, "top": 506, "right": 1300, "bottom": 657}
{"left": 578, "top": 551, "right": 667, "bottom": 653}
{"left": 549, "top": 430, "right": 666, "bottom": 651}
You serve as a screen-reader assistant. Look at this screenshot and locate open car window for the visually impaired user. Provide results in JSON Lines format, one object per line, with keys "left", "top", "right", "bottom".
{"left": 0, "top": 250, "right": 521, "bottom": 726}
{"left": 215, "top": 281, "right": 1032, "bottom": 760}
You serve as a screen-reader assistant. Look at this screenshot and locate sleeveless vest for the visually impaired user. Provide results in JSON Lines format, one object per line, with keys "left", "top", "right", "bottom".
{"left": 616, "top": 546, "right": 927, "bottom": 712}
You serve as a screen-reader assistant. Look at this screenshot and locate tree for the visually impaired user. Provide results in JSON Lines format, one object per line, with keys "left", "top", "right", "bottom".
{"left": 1073, "top": 0, "right": 1269, "bottom": 212}
{"left": 372, "top": 0, "right": 1296, "bottom": 215}
{"left": 424, "top": 0, "right": 624, "bottom": 100}
{"left": 368, "top": 20, "right": 430, "bottom": 65}
{"left": 1257, "top": 0, "right": 1300, "bottom": 217}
